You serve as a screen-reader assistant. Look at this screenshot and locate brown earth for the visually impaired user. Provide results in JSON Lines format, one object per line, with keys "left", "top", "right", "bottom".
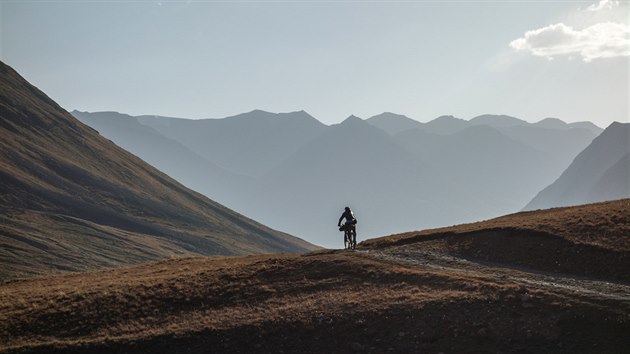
{"left": 0, "top": 60, "right": 316, "bottom": 281}
{"left": 1, "top": 200, "right": 629, "bottom": 353}
{"left": 363, "top": 199, "right": 630, "bottom": 282}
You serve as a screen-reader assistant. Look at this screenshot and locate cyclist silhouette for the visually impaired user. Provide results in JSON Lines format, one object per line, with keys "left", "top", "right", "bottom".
{"left": 338, "top": 206, "right": 357, "bottom": 249}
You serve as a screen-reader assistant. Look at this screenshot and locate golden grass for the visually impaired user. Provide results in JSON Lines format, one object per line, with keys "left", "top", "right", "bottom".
{"left": 361, "top": 199, "right": 630, "bottom": 251}
{"left": 2, "top": 250, "right": 629, "bottom": 353}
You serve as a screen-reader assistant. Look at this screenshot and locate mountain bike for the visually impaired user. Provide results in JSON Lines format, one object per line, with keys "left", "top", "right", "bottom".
{"left": 340, "top": 223, "right": 356, "bottom": 250}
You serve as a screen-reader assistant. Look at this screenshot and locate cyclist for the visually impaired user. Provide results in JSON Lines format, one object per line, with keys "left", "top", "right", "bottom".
{"left": 338, "top": 206, "right": 357, "bottom": 247}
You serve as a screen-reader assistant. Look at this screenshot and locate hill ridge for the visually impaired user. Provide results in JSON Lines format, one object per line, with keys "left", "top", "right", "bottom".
{"left": 0, "top": 60, "right": 316, "bottom": 280}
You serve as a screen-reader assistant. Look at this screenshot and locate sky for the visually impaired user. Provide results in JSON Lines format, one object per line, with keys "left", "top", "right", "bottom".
{"left": 1, "top": 0, "right": 628, "bottom": 127}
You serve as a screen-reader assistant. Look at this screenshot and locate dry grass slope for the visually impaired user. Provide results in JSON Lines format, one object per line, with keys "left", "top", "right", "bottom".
{"left": 362, "top": 199, "right": 630, "bottom": 281}
{"left": 1, "top": 200, "right": 629, "bottom": 353}
{"left": 0, "top": 60, "right": 316, "bottom": 281}
{"left": 2, "top": 252, "right": 629, "bottom": 354}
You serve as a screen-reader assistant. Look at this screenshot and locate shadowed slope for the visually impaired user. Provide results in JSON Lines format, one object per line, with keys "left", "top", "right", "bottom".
{"left": 71, "top": 110, "right": 254, "bottom": 210}
{"left": 588, "top": 153, "right": 630, "bottom": 202}
{"left": 525, "top": 122, "right": 630, "bottom": 210}
{"left": 0, "top": 61, "right": 315, "bottom": 280}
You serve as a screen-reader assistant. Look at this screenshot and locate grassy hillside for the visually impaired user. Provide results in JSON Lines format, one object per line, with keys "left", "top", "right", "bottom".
{"left": 364, "top": 199, "right": 630, "bottom": 250}
{"left": 1, "top": 200, "right": 629, "bottom": 353}
{"left": 363, "top": 199, "right": 630, "bottom": 281}
{"left": 0, "top": 61, "right": 316, "bottom": 280}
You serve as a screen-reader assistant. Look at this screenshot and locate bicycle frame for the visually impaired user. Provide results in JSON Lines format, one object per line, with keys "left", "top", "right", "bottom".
{"left": 344, "top": 225, "right": 356, "bottom": 250}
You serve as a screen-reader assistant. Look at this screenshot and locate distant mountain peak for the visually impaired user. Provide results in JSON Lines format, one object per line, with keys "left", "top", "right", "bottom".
{"left": 335, "top": 115, "right": 373, "bottom": 130}
{"left": 369, "top": 112, "right": 412, "bottom": 120}
{"left": 534, "top": 117, "right": 570, "bottom": 129}
{"left": 470, "top": 114, "right": 526, "bottom": 127}
{"left": 365, "top": 112, "right": 423, "bottom": 135}
{"left": 608, "top": 121, "right": 626, "bottom": 129}
{"left": 540, "top": 117, "right": 564, "bottom": 123}
{"left": 343, "top": 114, "right": 363, "bottom": 122}
{"left": 433, "top": 115, "right": 463, "bottom": 121}
{"left": 283, "top": 109, "right": 316, "bottom": 120}
{"left": 249, "top": 109, "right": 271, "bottom": 114}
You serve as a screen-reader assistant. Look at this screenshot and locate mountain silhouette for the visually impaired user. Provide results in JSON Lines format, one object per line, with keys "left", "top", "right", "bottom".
{"left": 524, "top": 122, "right": 630, "bottom": 210}
{"left": 533, "top": 117, "right": 603, "bottom": 135}
{"left": 498, "top": 124, "right": 599, "bottom": 166}
{"left": 374, "top": 112, "right": 603, "bottom": 139}
{"left": 137, "top": 109, "right": 327, "bottom": 178}
{"left": 75, "top": 109, "right": 602, "bottom": 248}
{"left": 252, "top": 115, "right": 479, "bottom": 246}
{"left": 365, "top": 112, "right": 423, "bottom": 135}
{"left": 469, "top": 114, "right": 528, "bottom": 128}
{"left": 589, "top": 153, "right": 630, "bottom": 202}
{"left": 374, "top": 112, "right": 601, "bottom": 193}
{"left": 71, "top": 110, "right": 253, "bottom": 210}
{"left": 0, "top": 61, "right": 315, "bottom": 280}
{"left": 534, "top": 117, "right": 570, "bottom": 129}
{"left": 421, "top": 115, "right": 469, "bottom": 135}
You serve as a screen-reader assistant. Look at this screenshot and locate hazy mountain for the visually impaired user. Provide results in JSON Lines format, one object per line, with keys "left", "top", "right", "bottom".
{"left": 533, "top": 117, "right": 603, "bottom": 135}
{"left": 137, "top": 109, "right": 327, "bottom": 178}
{"left": 394, "top": 125, "right": 559, "bottom": 211}
{"left": 365, "top": 112, "right": 423, "bottom": 135}
{"left": 567, "top": 121, "right": 604, "bottom": 135}
{"left": 252, "top": 116, "right": 482, "bottom": 246}
{"left": 524, "top": 122, "right": 630, "bottom": 210}
{"left": 422, "top": 115, "right": 469, "bottom": 135}
{"left": 589, "top": 154, "right": 630, "bottom": 203}
{"left": 533, "top": 117, "right": 569, "bottom": 130}
{"left": 469, "top": 114, "right": 528, "bottom": 128}
{"left": 71, "top": 110, "right": 252, "bottom": 210}
{"left": 379, "top": 113, "right": 602, "bottom": 151}
{"left": 416, "top": 114, "right": 528, "bottom": 135}
{"left": 0, "top": 61, "right": 315, "bottom": 279}
{"left": 77, "top": 107, "right": 602, "bottom": 248}
{"left": 378, "top": 112, "right": 601, "bottom": 183}
{"left": 498, "top": 125, "right": 599, "bottom": 168}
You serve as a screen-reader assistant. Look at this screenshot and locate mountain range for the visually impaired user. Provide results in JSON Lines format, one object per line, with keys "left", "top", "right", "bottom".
{"left": 0, "top": 61, "right": 315, "bottom": 280}
{"left": 137, "top": 110, "right": 327, "bottom": 178}
{"left": 525, "top": 122, "right": 630, "bottom": 210}
{"left": 73, "top": 108, "right": 608, "bottom": 247}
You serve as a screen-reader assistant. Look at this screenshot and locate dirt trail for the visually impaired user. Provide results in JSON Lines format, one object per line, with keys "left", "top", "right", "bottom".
{"left": 359, "top": 248, "right": 630, "bottom": 302}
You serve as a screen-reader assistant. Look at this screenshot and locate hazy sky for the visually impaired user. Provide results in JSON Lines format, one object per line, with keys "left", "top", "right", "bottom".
{"left": 1, "top": 0, "right": 628, "bottom": 127}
